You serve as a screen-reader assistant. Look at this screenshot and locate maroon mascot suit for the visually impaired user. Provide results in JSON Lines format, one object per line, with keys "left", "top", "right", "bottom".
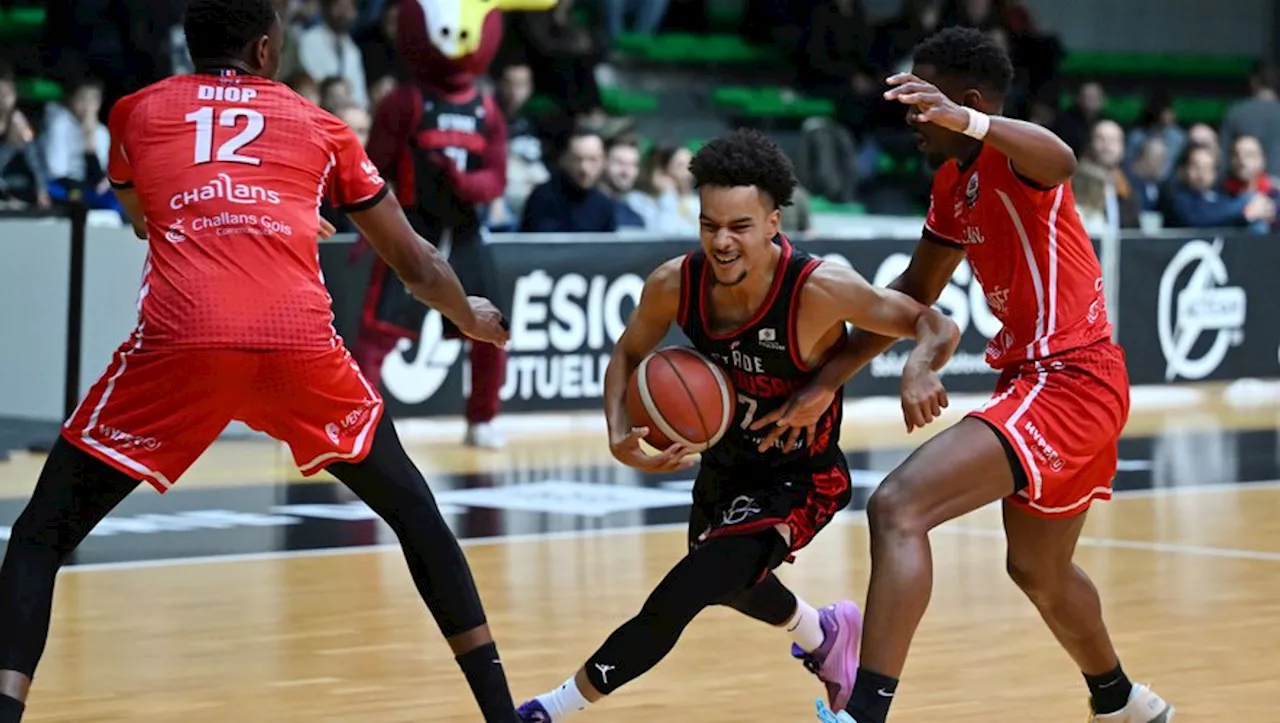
{"left": 352, "top": 0, "right": 545, "bottom": 447}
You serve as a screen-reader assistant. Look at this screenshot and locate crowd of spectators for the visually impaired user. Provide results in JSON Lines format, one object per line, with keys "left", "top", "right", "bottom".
{"left": 3, "top": 0, "right": 1278, "bottom": 238}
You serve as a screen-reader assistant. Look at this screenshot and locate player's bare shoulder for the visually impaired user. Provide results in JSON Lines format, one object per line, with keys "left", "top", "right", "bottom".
{"left": 797, "top": 259, "right": 870, "bottom": 320}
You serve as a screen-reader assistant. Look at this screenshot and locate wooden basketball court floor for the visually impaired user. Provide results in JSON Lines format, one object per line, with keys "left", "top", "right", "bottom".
{"left": 1, "top": 380, "right": 1279, "bottom": 721}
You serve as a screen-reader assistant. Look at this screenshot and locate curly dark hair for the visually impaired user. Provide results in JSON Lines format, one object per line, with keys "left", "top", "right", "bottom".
{"left": 689, "top": 129, "right": 797, "bottom": 208}
{"left": 184, "top": 0, "right": 278, "bottom": 66}
{"left": 912, "top": 26, "right": 1014, "bottom": 97}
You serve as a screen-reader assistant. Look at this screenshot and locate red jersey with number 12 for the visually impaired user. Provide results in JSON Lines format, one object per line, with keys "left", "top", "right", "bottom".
{"left": 107, "top": 70, "right": 388, "bottom": 350}
{"left": 924, "top": 144, "right": 1111, "bottom": 369}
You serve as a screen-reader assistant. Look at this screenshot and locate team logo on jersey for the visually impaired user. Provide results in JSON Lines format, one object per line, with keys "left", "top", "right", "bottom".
{"left": 985, "top": 287, "right": 1009, "bottom": 315}
{"left": 165, "top": 218, "right": 187, "bottom": 244}
{"left": 965, "top": 172, "right": 980, "bottom": 207}
{"left": 1157, "top": 238, "right": 1246, "bottom": 381}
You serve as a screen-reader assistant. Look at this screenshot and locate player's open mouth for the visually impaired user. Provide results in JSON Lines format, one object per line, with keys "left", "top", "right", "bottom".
{"left": 713, "top": 253, "right": 740, "bottom": 266}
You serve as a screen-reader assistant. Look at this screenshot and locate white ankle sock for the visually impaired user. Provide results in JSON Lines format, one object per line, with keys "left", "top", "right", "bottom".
{"left": 784, "top": 598, "right": 826, "bottom": 652}
{"left": 535, "top": 676, "right": 592, "bottom": 721}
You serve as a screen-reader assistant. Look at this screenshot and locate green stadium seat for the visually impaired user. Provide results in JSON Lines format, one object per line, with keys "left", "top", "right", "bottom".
{"left": 1061, "top": 51, "right": 1253, "bottom": 80}
{"left": 618, "top": 33, "right": 782, "bottom": 64}
{"left": 1065, "top": 92, "right": 1234, "bottom": 129}
{"left": 809, "top": 197, "right": 867, "bottom": 215}
{"left": 712, "top": 86, "right": 834, "bottom": 119}
{"left": 18, "top": 77, "right": 61, "bottom": 103}
{"left": 0, "top": 4, "right": 44, "bottom": 37}
{"left": 600, "top": 87, "right": 659, "bottom": 115}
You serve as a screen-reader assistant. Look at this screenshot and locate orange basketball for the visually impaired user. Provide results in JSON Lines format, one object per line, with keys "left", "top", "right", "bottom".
{"left": 624, "top": 347, "right": 735, "bottom": 452}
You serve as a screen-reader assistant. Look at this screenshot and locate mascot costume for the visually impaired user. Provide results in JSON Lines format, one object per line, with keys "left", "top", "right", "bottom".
{"left": 353, "top": 0, "right": 555, "bottom": 449}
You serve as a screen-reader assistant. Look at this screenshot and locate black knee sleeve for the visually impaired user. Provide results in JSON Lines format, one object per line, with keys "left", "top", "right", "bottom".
{"left": 327, "top": 417, "right": 486, "bottom": 638}
{"left": 583, "top": 533, "right": 780, "bottom": 694}
{"left": 721, "top": 572, "right": 798, "bottom": 626}
{"left": 0, "top": 438, "right": 138, "bottom": 676}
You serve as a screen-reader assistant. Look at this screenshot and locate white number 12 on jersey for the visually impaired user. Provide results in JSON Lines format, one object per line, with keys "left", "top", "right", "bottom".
{"left": 185, "top": 107, "right": 265, "bottom": 166}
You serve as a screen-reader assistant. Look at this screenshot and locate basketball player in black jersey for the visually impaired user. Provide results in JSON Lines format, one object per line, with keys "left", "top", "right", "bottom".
{"left": 516, "top": 129, "right": 961, "bottom": 722}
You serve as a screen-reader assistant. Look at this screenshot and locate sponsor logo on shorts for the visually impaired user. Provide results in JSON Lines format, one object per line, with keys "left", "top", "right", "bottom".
{"left": 326, "top": 400, "right": 378, "bottom": 444}
{"left": 721, "top": 495, "right": 763, "bottom": 526}
{"left": 169, "top": 173, "right": 281, "bottom": 211}
{"left": 1022, "top": 420, "right": 1066, "bottom": 472}
{"left": 97, "top": 425, "right": 162, "bottom": 451}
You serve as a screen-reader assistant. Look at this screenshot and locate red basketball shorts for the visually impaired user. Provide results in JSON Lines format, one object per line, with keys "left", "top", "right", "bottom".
{"left": 63, "top": 341, "right": 384, "bottom": 493}
{"left": 967, "top": 341, "right": 1130, "bottom": 519}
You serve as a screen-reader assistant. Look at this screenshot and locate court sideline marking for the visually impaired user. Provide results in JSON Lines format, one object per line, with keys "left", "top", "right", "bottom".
{"left": 49, "top": 478, "right": 1280, "bottom": 574}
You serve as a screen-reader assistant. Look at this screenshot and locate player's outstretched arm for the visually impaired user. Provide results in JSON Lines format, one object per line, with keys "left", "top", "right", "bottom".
{"left": 603, "top": 257, "right": 695, "bottom": 473}
{"left": 348, "top": 193, "right": 508, "bottom": 347}
{"left": 807, "top": 261, "right": 961, "bottom": 431}
{"left": 749, "top": 239, "right": 964, "bottom": 445}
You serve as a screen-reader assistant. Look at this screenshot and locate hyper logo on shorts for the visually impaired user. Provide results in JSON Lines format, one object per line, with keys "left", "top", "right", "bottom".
{"left": 1023, "top": 420, "right": 1066, "bottom": 471}
{"left": 97, "top": 425, "right": 162, "bottom": 451}
{"left": 325, "top": 401, "right": 378, "bottom": 444}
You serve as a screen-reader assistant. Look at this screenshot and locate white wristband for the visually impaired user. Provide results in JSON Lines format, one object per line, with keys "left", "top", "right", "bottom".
{"left": 962, "top": 107, "right": 991, "bottom": 140}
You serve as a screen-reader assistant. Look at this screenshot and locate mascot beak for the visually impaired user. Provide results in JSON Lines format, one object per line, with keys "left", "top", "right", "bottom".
{"left": 495, "top": 0, "right": 558, "bottom": 10}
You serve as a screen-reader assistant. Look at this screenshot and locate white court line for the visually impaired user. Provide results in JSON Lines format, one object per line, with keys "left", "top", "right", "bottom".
{"left": 54, "top": 479, "right": 1280, "bottom": 574}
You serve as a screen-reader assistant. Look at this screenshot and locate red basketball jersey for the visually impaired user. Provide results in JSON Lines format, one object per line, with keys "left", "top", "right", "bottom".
{"left": 107, "top": 70, "right": 388, "bottom": 350}
{"left": 924, "top": 145, "right": 1112, "bottom": 369}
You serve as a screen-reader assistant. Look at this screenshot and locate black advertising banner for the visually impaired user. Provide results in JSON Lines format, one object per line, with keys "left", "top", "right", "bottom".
{"left": 321, "top": 235, "right": 1015, "bottom": 417}
{"left": 1116, "top": 235, "right": 1280, "bottom": 385}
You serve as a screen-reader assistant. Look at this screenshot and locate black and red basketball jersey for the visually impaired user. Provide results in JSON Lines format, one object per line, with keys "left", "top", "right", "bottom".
{"left": 677, "top": 235, "right": 845, "bottom": 471}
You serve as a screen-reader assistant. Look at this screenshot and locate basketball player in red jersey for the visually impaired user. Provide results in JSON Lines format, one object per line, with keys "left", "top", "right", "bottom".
{"left": 516, "top": 129, "right": 961, "bottom": 722}
{"left": 750, "top": 29, "right": 1174, "bottom": 723}
{"left": 0, "top": 2, "right": 524, "bottom": 721}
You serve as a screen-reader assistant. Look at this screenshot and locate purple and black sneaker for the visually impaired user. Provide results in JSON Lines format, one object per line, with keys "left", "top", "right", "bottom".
{"left": 790, "top": 601, "right": 863, "bottom": 711}
{"left": 516, "top": 699, "right": 552, "bottom": 723}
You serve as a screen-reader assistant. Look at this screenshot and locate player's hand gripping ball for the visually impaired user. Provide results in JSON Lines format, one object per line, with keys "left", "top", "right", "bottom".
{"left": 616, "top": 348, "right": 734, "bottom": 472}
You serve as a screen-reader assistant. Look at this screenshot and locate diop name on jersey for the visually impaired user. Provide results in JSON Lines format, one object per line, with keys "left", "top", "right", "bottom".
{"left": 170, "top": 173, "right": 280, "bottom": 210}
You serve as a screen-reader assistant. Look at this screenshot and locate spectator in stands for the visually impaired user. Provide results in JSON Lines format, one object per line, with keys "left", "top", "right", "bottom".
{"left": 491, "top": 59, "right": 549, "bottom": 231}
{"left": 1125, "top": 136, "right": 1167, "bottom": 214}
{"left": 40, "top": 77, "right": 114, "bottom": 211}
{"left": 1163, "top": 144, "right": 1274, "bottom": 232}
{"left": 286, "top": 72, "right": 323, "bottom": 106}
{"left": 1221, "top": 61, "right": 1280, "bottom": 179}
{"left": 871, "top": 0, "right": 943, "bottom": 76}
{"left": 336, "top": 104, "right": 371, "bottom": 147}
{"left": 1055, "top": 80, "right": 1106, "bottom": 156}
{"left": 625, "top": 144, "right": 699, "bottom": 235}
{"left": 796, "top": 0, "right": 880, "bottom": 137}
{"left": 293, "top": 0, "right": 370, "bottom": 110}
{"left": 505, "top": 0, "right": 605, "bottom": 121}
{"left": 42, "top": 0, "right": 177, "bottom": 113}
{"left": 1125, "top": 91, "right": 1185, "bottom": 182}
{"left": 601, "top": 136, "right": 645, "bottom": 228}
{"left": 320, "top": 76, "right": 354, "bottom": 113}
{"left": 1187, "top": 123, "right": 1221, "bottom": 162}
{"left": 1026, "top": 87, "right": 1057, "bottom": 128}
{"left": 0, "top": 64, "right": 49, "bottom": 209}
{"left": 521, "top": 128, "right": 618, "bottom": 233}
{"left": 357, "top": 0, "right": 403, "bottom": 111}
{"left": 601, "top": 0, "right": 670, "bottom": 42}
{"left": 1224, "top": 134, "right": 1280, "bottom": 229}
{"left": 1072, "top": 119, "right": 1139, "bottom": 235}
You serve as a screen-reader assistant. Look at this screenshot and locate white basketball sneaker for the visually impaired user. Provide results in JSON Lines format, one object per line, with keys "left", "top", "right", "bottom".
{"left": 464, "top": 422, "right": 505, "bottom": 450}
{"left": 1090, "top": 684, "right": 1175, "bottom": 722}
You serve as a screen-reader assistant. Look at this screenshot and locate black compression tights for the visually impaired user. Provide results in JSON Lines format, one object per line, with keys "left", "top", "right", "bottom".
{"left": 0, "top": 418, "right": 497, "bottom": 691}
{"left": 582, "top": 531, "right": 797, "bottom": 695}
